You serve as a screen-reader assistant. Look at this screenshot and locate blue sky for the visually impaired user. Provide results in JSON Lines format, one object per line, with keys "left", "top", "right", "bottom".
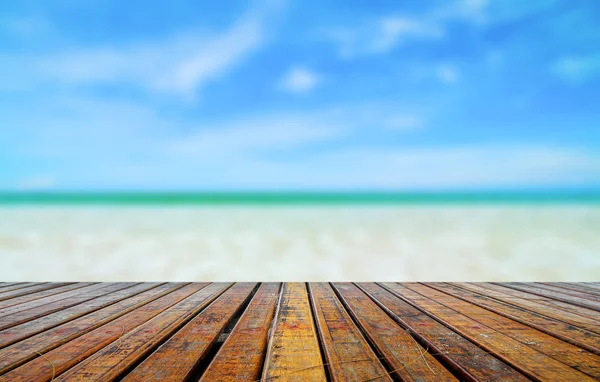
{"left": 1, "top": 0, "right": 599, "bottom": 191}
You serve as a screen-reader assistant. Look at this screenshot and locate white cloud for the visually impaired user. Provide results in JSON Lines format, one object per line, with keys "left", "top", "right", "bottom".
{"left": 551, "top": 55, "right": 600, "bottom": 84}
{"left": 16, "top": 175, "right": 56, "bottom": 190}
{"left": 323, "top": 17, "right": 443, "bottom": 58}
{"left": 371, "top": 17, "right": 444, "bottom": 54}
{"left": 320, "top": 0, "right": 561, "bottom": 59}
{"left": 8, "top": 94, "right": 600, "bottom": 189}
{"left": 166, "top": 113, "right": 343, "bottom": 157}
{"left": 41, "top": 17, "right": 261, "bottom": 99}
{"left": 278, "top": 67, "right": 320, "bottom": 93}
{"left": 224, "top": 145, "right": 600, "bottom": 189}
{"left": 436, "top": 65, "right": 460, "bottom": 84}
{"left": 1, "top": 5, "right": 279, "bottom": 100}
{"left": 383, "top": 115, "right": 422, "bottom": 131}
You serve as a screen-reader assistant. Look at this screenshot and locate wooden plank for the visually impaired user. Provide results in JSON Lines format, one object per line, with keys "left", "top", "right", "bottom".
{"left": 0, "top": 283, "right": 98, "bottom": 317}
{"left": 0, "top": 284, "right": 31, "bottom": 293}
{"left": 308, "top": 283, "right": 391, "bottom": 382}
{"left": 547, "top": 283, "right": 600, "bottom": 297}
{"left": 200, "top": 283, "right": 281, "bottom": 381}
{"left": 0, "top": 283, "right": 71, "bottom": 303}
{"left": 0, "top": 283, "right": 20, "bottom": 289}
{"left": 0, "top": 283, "right": 210, "bottom": 382}
{"left": 439, "top": 283, "right": 600, "bottom": 349}
{"left": 0, "top": 283, "right": 134, "bottom": 332}
{"left": 0, "top": 283, "right": 156, "bottom": 346}
{"left": 411, "top": 283, "right": 600, "bottom": 373}
{"left": 465, "top": 283, "right": 600, "bottom": 322}
{"left": 497, "top": 283, "right": 600, "bottom": 312}
{"left": 576, "top": 283, "right": 600, "bottom": 292}
{"left": 262, "top": 282, "right": 327, "bottom": 381}
{"left": 53, "top": 283, "right": 230, "bottom": 382}
{"left": 0, "top": 283, "right": 187, "bottom": 375}
{"left": 357, "top": 283, "right": 529, "bottom": 382}
{"left": 333, "top": 283, "right": 456, "bottom": 381}
{"left": 382, "top": 283, "right": 599, "bottom": 380}
{"left": 532, "top": 283, "right": 600, "bottom": 301}
{"left": 123, "top": 282, "right": 257, "bottom": 381}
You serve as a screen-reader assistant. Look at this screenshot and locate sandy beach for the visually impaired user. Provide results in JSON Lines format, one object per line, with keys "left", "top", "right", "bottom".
{"left": 1, "top": 205, "right": 599, "bottom": 281}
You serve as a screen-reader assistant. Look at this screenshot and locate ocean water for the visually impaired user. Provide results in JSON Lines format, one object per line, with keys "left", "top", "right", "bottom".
{"left": 1, "top": 204, "right": 599, "bottom": 281}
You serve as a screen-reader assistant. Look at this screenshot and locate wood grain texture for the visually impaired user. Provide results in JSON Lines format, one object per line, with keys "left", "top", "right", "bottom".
{"left": 200, "top": 283, "right": 280, "bottom": 382}
{"left": 262, "top": 282, "right": 327, "bottom": 381}
{"left": 333, "top": 282, "right": 457, "bottom": 381}
{"left": 0, "top": 283, "right": 159, "bottom": 346}
{"left": 0, "top": 283, "right": 206, "bottom": 382}
{"left": 0, "top": 283, "right": 187, "bottom": 376}
{"left": 358, "top": 282, "right": 529, "bottom": 382}
{"left": 464, "top": 282, "right": 600, "bottom": 322}
{"left": 54, "top": 282, "right": 230, "bottom": 382}
{"left": 0, "top": 284, "right": 28, "bottom": 293}
{"left": 545, "top": 283, "right": 600, "bottom": 298}
{"left": 309, "top": 282, "right": 391, "bottom": 382}
{"left": 0, "top": 283, "right": 96, "bottom": 313}
{"left": 0, "top": 283, "right": 134, "bottom": 332}
{"left": 431, "top": 283, "right": 600, "bottom": 354}
{"left": 497, "top": 283, "right": 600, "bottom": 312}
{"left": 532, "top": 283, "right": 600, "bottom": 301}
{"left": 0, "top": 283, "right": 71, "bottom": 303}
{"left": 123, "top": 282, "right": 257, "bottom": 381}
{"left": 382, "top": 283, "right": 600, "bottom": 380}
{"left": 0, "top": 282, "right": 596, "bottom": 381}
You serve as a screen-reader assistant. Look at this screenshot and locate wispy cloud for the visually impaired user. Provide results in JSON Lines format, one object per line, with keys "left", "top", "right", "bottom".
{"left": 16, "top": 174, "right": 56, "bottom": 190}
{"left": 277, "top": 67, "right": 320, "bottom": 93}
{"left": 319, "top": 0, "right": 488, "bottom": 58}
{"left": 40, "top": 18, "right": 261, "bottom": 99}
{"left": 319, "top": 0, "right": 563, "bottom": 60}
{"left": 166, "top": 113, "right": 343, "bottom": 157}
{"left": 233, "top": 145, "right": 600, "bottom": 189}
{"left": 436, "top": 64, "right": 460, "bottom": 84}
{"left": 0, "top": 4, "right": 282, "bottom": 100}
{"left": 551, "top": 54, "right": 600, "bottom": 84}
{"left": 322, "top": 17, "right": 443, "bottom": 59}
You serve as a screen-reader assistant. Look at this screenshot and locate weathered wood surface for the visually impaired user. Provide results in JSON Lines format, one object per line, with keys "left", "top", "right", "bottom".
{"left": 262, "top": 282, "right": 327, "bottom": 381}
{"left": 0, "top": 282, "right": 598, "bottom": 381}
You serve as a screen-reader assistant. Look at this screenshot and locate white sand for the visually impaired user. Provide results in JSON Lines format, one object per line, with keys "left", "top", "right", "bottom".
{"left": 1, "top": 205, "right": 599, "bottom": 281}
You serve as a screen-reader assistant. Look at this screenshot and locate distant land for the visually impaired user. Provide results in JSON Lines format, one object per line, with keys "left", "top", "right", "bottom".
{"left": 1, "top": 191, "right": 599, "bottom": 205}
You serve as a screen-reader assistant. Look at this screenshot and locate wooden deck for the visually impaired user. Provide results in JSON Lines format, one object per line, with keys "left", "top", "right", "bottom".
{"left": 0, "top": 282, "right": 598, "bottom": 381}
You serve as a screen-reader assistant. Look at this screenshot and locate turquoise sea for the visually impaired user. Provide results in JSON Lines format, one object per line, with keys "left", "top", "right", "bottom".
{"left": 1, "top": 191, "right": 599, "bottom": 205}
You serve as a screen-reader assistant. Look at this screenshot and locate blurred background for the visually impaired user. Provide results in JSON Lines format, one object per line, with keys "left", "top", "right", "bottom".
{"left": 1, "top": 0, "right": 599, "bottom": 281}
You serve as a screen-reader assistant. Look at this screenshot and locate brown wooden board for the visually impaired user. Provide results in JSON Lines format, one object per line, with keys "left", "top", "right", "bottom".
{"left": 309, "top": 282, "right": 391, "bottom": 382}
{"left": 123, "top": 282, "right": 257, "bottom": 381}
{"left": 53, "top": 283, "right": 230, "bottom": 381}
{"left": 497, "top": 283, "right": 600, "bottom": 312}
{"left": 0, "top": 283, "right": 137, "bottom": 332}
{"left": 531, "top": 283, "right": 600, "bottom": 301}
{"left": 200, "top": 283, "right": 281, "bottom": 382}
{"left": 0, "top": 283, "right": 188, "bottom": 376}
{"left": 0, "top": 283, "right": 71, "bottom": 303}
{"left": 382, "top": 283, "right": 599, "bottom": 380}
{"left": 0, "top": 283, "right": 102, "bottom": 318}
{"left": 0, "top": 283, "right": 39, "bottom": 293}
{"left": 433, "top": 283, "right": 600, "bottom": 353}
{"left": 333, "top": 282, "right": 457, "bottom": 381}
{"left": 464, "top": 282, "right": 600, "bottom": 322}
{"left": 0, "top": 282, "right": 597, "bottom": 381}
{"left": 0, "top": 283, "right": 157, "bottom": 346}
{"left": 357, "top": 282, "right": 529, "bottom": 382}
{"left": 262, "top": 282, "right": 327, "bottom": 381}
{"left": 545, "top": 283, "right": 600, "bottom": 297}
{"left": 0, "top": 283, "right": 208, "bottom": 382}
